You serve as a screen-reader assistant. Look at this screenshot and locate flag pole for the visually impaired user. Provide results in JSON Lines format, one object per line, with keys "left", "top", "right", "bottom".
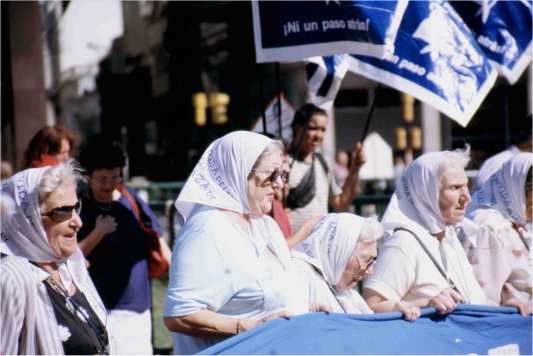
{"left": 360, "top": 84, "right": 381, "bottom": 142}
{"left": 259, "top": 65, "right": 268, "bottom": 135}
{"left": 275, "top": 62, "right": 283, "bottom": 139}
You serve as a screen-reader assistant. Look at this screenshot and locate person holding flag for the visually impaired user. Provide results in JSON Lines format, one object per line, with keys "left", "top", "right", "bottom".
{"left": 287, "top": 104, "right": 366, "bottom": 232}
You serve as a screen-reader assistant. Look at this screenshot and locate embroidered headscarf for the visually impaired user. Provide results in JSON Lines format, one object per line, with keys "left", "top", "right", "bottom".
{"left": 175, "top": 131, "right": 273, "bottom": 223}
{"left": 381, "top": 151, "right": 448, "bottom": 236}
{"left": 1, "top": 164, "right": 88, "bottom": 290}
{"left": 1, "top": 167, "right": 60, "bottom": 262}
{"left": 467, "top": 153, "right": 532, "bottom": 227}
{"left": 293, "top": 213, "right": 378, "bottom": 313}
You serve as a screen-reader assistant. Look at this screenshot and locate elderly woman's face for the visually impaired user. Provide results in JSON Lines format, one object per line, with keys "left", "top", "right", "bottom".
{"left": 439, "top": 165, "right": 471, "bottom": 225}
{"left": 41, "top": 183, "right": 82, "bottom": 259}
{"left": 248, "top": 151, "right": 283, "bottom": 215}
{"left": 337, "top": 241, "right": 377, "bottom": 290}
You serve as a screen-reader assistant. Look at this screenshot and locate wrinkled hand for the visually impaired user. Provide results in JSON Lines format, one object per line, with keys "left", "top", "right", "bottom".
{"left": 394, "top": 301, "right": 420, "bottom": 321}
{"left": 95, "top": 215, "right": 117, "bottom": 236}
{"left": 350, "top": 143, "right": 366, "bottom": 172}
{"left": 502, "top": 298, "right": 532, "bottom": 316}
{"left": 430, "top": 288, "right": 464, "bottom": 314}
{"left": 309, "top": 303, "right": 331, "bottom": 314}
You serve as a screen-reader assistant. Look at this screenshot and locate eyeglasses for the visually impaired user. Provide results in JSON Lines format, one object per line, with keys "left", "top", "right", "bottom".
{"left": 252, "top": 169, "right": 287, "bottom": 184}
{"left": 41, "top": 201, "right": 82, "bottom": 223}
{"left": 361, "top": 256, "right": 377, "bottom": 272}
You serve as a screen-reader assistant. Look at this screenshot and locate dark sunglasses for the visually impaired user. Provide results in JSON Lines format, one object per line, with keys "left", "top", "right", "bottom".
{"left": 41, "top": 201, "right": 82, "bottom": 223}
{"left": 253, "top": 169, "right": 287, "bottom": 184}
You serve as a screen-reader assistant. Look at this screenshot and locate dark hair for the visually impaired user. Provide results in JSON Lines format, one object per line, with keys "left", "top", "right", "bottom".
{"left": 78, "top": 135, "right": 126, "bottom": 174}
{"left": 24, "top": 125, "right": 76, "bottom": 168}
{"left": 291, "top": 103, "right": 327, "bottom": 132}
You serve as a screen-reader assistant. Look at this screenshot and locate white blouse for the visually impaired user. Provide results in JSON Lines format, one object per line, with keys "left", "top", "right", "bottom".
{"left": 465, "top": 209, "right": 532, "bottom": 304}
{"left": 365, "top": 229, "right": 487, "bottom": 305}
{"left": 164, "top": 206, "right": 309, "bottom": 355}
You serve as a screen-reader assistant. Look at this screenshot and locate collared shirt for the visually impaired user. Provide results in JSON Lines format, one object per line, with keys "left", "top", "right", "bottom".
{"left": 164, "top": 206, "right": 309, "bottom": 355}
{"left": 0, "top": 255, "right": 114, "bottom": 355}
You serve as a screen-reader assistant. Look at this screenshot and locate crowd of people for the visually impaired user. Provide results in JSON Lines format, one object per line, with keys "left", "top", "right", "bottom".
{"left": 0, "top": 106, "right": 531, "bottom": 355}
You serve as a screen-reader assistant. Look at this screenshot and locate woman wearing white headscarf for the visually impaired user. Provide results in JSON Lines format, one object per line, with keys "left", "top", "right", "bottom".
{"left": 163, "top": 131, "right": 319, "bottom": 355}
{"left": 292, "top": 213, "right": 383, "bottom": 314}
{"left": 0, "top": 160, "right": 114, "bottom": 354}
{"left": 363, "top": 147, "right": 530, "bottom": 318}
{"left": 465, "top": 153, "right": 532, "bottom": 306}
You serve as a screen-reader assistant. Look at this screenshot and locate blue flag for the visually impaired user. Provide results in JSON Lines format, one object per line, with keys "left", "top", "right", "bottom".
{"left": 451, "top": 0, "right": 533, "bottom": 85}
{"left": 306, "top": 55, "right": 350, "bottom": 109}
{"left": 200, "top": 305, "right": 532, "bottom": 355}
{"left": 252, "top": 1, "right": 408, "bottom": 63}
{"left": 344, "top": 0, "right": 498, "bottom": 127}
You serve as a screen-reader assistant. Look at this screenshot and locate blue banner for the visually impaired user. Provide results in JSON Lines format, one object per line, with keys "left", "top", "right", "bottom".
{"left": 345, "top": 0, "right": 498, "bottom": 127}
{"left": 306, "top": 55, "right": 350, "bottom": 109}
{"left": 200, "top": 305, "right": 532, "bottom": 355}
{"left": 252, "top": 1, "right": 408, "bottom": 63}
{"left": 451, "top": 0, "right": 532, "bottom": 85}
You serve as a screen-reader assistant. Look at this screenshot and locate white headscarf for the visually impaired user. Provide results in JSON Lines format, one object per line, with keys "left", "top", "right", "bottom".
{"left": 381, "top": 151, "right": 449, "bottom": 237}
{"left": 293, "top": 213, "right": 373, "bottom": 314}
{"left": 0, "top": 166, "right": 86, "bottom": 290}
{"left": 175, "top": 131, "right": 272, "bottom": 223}
{"left": 467, "top": 153, "right": 532, "bottom": 227}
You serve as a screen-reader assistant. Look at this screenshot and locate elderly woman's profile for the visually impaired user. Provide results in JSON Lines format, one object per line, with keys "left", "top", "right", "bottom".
{"left": 1, "top": 160, "right": 114, "bottom": 354}
{"left": 363, "top": 146, "right": 531, "bottom": 317}
{"left": 292, "top": 213, "right": 386, "bottom": 315}
{"left": 163, "top": 131, "right": 327, "bottom": 355}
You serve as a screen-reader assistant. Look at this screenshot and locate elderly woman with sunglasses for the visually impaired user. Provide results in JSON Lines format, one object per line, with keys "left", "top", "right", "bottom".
{"left": 0, "top": 160, "right": 114, "bottom": 355}
{"left": 163, "top": 131, "right": 326, "bottom": 355}
{"left": 363, "top": 147, "right": 530, "bottom": 319}
{"left": 292, "top": 213, "right": 389, "bottom": 314}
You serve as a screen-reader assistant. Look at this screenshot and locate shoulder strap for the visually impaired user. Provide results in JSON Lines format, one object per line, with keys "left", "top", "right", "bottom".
{"left": 117, "top": 184, "right": 159, "bottom": 237}
{"left": 394, "top": 227, "right": 462, "bottom": 295}
{"left": 314, "top": 152, "right": 329, "bottom": 174}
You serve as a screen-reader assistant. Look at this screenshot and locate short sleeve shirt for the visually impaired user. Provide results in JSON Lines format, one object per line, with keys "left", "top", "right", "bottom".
{"left": 163, "top": 206, "right": 309, "bottom": 355}
{"left": 288, "top": 155, "right": 341, "bottom": 231}
{"left": 364, "top": 230, "right": 487, "bottom": 305}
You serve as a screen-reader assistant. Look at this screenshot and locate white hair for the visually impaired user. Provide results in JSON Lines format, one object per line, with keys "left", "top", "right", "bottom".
{"left": 39, "top": 159, "right": 86, "bottom": 203}
{"left": 438, "top": 144, "right": 470, "bottom": 187}
{"left": 248, "top": 140, "right": 284, "bottom": 180}
{"left": 357, "top": 217, "right": 384, "bottom": 246}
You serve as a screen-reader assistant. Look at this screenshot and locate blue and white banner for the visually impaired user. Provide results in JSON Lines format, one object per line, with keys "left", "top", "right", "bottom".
{"left": 200, "top": 305, "right": 532, "bottom": 355}
{"left": 451, "top": 0, "right": 533, "bottom": 85}
{"left": 306, "top": 55, "right": 350, "bottom": 109}
{"left": 345, "top": 0, "right": 498, "bottom": 127}
{"left": 252, "top": 1, "right": 408, "bottom": 63}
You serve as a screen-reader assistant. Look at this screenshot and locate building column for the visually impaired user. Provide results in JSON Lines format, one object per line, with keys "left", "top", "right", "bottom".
{"left": 9, "top": 2, "right": 47, "bottom": 169}
{"left": 421, "top": 102, "right": 442, "bottom": 153}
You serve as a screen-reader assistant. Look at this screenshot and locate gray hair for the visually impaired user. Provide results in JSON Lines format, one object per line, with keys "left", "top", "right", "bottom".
{"left": 247, "top": 140, "right": 284, "bottom": 180}
{"left": 39, "top": 159, "right": 86, "bottom": 204}
{"left": 356, "top": 217, "right": 384, "bottom": 247}
{"left": 438, "top": 144, "right": 470, "bottom": 187}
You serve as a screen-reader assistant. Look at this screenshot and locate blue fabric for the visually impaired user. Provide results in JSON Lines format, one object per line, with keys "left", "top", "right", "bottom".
{"left": 78, "top": 185, "right": 162, "bottom": 312}
{"left": 200, "top": 305, "right": 532, "bottom": 355}
{"left": 345, "top": 0, "right": 497, "bottom": 127}
{"left": 451, "top": 0, "right": 532, "bottom": 85}
{"left": 252, "top": 1, "right": 407, "bottom": 63}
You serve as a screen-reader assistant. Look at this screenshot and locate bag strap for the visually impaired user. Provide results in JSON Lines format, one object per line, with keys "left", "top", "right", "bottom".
{"left": 117, "top": 184, "right": 159, "bottom": 237}
{"left": 287, "top": 155, "right": 317, "bottom": 209}
{"left": 394, "top": 227, "right": 462, "bottom": 295}
{"left": 314, "top": 152, "right": 329, "bottom": 175}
